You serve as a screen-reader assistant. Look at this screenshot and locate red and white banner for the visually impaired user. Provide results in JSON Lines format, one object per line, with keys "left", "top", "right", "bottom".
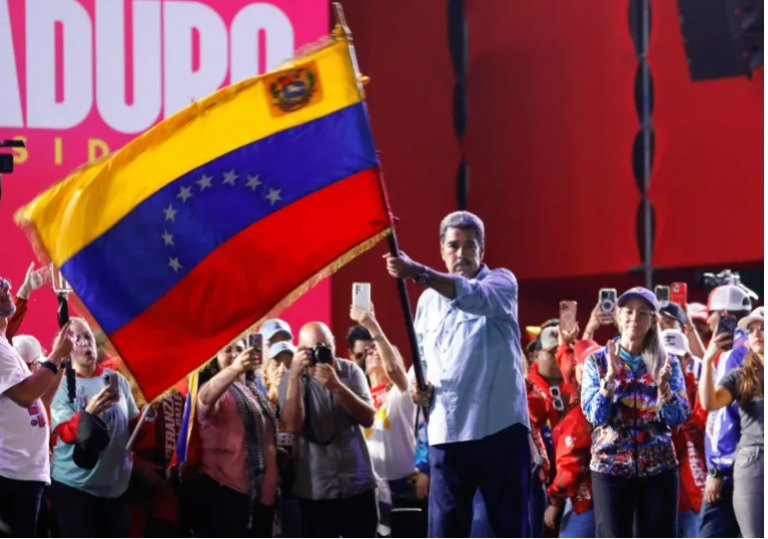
{"left": 1, "top": 0, "right": 329, "bottom": 341}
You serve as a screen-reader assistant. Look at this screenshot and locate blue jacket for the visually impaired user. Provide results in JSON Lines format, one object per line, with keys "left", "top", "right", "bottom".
{"left": 705, "top": 328, "right": 749, "bottom": 477}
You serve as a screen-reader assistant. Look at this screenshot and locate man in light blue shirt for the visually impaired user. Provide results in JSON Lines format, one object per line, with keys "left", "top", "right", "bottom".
{"left": 385, "top": 211, "right": 530, "bottom": 538}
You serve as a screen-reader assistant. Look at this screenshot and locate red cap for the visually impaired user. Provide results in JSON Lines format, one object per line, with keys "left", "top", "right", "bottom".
{"left": 573, "top": 339, "right": 600, "bottom": 365}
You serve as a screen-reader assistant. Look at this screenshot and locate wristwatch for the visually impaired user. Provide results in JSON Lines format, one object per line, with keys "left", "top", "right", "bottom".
{"left": 600, "top": 378, "right": 616, "bottom": 391}
{"left": 708, "top": 468, "right": 726, "bottom": 479}
{"left": 40, "top": 361, "right": 60, "bottom": 374}
{"left": 413, "top": 265, "right": 430, "bottom": 286}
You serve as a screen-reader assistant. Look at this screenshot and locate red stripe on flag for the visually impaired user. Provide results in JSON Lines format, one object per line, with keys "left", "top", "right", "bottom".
{"left": 109, "top": 167, "right": 388, "bottom": 400}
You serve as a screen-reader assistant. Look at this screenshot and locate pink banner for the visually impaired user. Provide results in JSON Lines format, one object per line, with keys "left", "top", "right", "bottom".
{"left": 0, "top": 0, "right": 329, "bottom": 343}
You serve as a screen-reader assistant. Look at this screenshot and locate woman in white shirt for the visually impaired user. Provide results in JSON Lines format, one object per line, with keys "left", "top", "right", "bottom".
{"left": 349, "top": 306, "right": 417, "bottom": 492}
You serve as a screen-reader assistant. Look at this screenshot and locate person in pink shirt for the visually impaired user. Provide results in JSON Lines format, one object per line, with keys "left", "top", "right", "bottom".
{"left": 188, "top": 339, "right": 278, "bottom": 538}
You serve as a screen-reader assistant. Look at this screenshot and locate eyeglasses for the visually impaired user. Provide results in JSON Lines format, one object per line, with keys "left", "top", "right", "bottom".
{"left": 747, "top": 325, "right": 764, "bottom": 335}
{"left": 354, "top": 345, "right": 376, "bottom": 362}
{"left": 549, "top": 386, "right": 564, "bottom": 412}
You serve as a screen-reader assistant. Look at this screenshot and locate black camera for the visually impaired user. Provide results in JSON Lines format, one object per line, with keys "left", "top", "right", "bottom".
{"left": 309, "top": 343, "right": 333, "bottom": 365}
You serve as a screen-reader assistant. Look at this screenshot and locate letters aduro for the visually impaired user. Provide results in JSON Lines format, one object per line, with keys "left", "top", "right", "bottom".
{"left": 0, "top": 0, "right": 295, "bottom": 133}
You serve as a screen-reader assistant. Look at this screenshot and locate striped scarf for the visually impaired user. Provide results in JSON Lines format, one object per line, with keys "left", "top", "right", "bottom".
{"left": 229, "top": 380, "right": 277, "bottom": 528}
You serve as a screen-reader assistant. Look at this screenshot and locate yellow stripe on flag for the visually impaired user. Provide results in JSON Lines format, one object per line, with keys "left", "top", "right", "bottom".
{"left": 16, "top": 39, "right": 361, "bottom": 267}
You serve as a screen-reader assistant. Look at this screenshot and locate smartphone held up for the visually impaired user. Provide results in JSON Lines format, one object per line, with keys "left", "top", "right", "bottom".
{"left": 716, "top": 315, "right": 737, "bottom": 351}
{"left": 353, "top": 282, "right": 371, "bottom": 313}
{"left": 559, "top": 301, "right": 577, "bottom": 332}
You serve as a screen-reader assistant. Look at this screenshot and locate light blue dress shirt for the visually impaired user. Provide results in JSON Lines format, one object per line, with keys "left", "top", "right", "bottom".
{"left": 414, "top": 264, "right": 530, "bottom": 445}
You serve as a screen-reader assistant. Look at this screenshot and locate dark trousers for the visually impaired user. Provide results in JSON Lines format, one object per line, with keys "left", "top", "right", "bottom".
{"left": 428, "top": 423, "right": 530, "bottom": 538}
{"left": 699, "top": 480, "right": 741, "bottom": 538}
{"left": 49, "top": 480, "right": 129, "bottom": 538}
{"left": 298, "top": 489, "right": 378, "bottom": 538}
{"left": 591, "top": 468, "right": 679, "bottom": 538}
{"left": 0, "top": 475, "right": 45, "bottom": 538}
{"left": 188, "top": 474, "right": 273, "bottom": 538}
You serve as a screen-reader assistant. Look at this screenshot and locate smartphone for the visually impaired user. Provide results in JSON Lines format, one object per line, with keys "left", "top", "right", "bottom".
{"left": 670, "top": 282, "right": 688, "bottom": 307}
{"left": 654, "top": 285, "right": 671, "bottom": 302}
{"left": 716, "top": 315, "right": 737, "bottom": 351}
{"left": 247, "top": 333, "right": 263, "bottom": 363}
{"left": 103, "top": 372, "right": 119, "bottom": 392}
{"left": 353, "top": 282, "right": 371, "bottom": 312}
{"left": 559, "top": 301, "right": 578, "bottom": 332}
{"left": 599, "top": 289, "right": 617, "bottom": 314}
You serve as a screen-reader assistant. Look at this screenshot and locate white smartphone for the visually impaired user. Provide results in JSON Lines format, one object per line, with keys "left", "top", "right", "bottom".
{"left": 352, "top": 282, "right": 371, "bottom": 312}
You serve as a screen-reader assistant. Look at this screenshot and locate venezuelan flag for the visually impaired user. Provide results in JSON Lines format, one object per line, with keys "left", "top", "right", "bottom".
{"left": 16, "top": 37, "right": 392, "bottom": 402}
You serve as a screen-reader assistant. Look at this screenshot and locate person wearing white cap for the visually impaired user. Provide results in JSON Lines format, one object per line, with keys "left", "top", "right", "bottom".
{"left": 661, "top": 329, "right": 706, "bottom": 538}
{"left": 699, "top": 307, "right": 764, "bottom": 538}
{"left": 13, "top": 335, "right": 45, "bottom": 373}
{"left": 262, "top": 341, "right": 295, "bottom": 409}
{"left": 662, "top": 329, "right": 702, "bottom": 382}
{"left": 698, "top": 285, "right": 754, "bottom": 539}
{"left": 260, "top": 319, "right": 293, "bottom": 348}
{"left": 0, "top": 278, "right": 74, "bottom": 538}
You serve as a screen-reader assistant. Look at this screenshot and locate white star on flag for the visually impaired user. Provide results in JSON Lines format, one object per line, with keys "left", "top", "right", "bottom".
{"left": 197, "top": 174, "right": 213, "bottom": 191}
{"left": 161, "top": 231, "right": 174, "bottom": 246}
{"left": 223, "top": 170, "right": 239, "bottom": 186}
{"left": 177, "top": 186, "right": 193, "bottom": 203}
{"left": 168, "top": 257, "right": 182, "bottom": 273}
{"left": 164, "top": 204, "right": 177, "bottom": 222}
{"left": 245, "top": 175, "right": 262, "bottom": 191}
{"left": 265, "top": 188, "right": 282, "bottom": 205}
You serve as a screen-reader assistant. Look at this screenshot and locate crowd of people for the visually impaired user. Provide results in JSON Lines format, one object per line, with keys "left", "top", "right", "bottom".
{"left": 0, "top": 211, "right": 763, "bottom": 538}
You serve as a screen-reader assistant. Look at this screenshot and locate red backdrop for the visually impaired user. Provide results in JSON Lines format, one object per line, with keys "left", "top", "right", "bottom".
{"left": 330, "top": 0, "right": 762, "bottom": 356}
{"left": 648, "top": 0, "right": 764, "bottom": 269}
{"left": 463, "top": 0, "right": 642, "bottom": 280}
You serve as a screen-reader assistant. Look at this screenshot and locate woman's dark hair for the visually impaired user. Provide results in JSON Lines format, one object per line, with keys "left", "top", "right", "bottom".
{"left": 737, "top": 352, "right": 764, "bottom": 406}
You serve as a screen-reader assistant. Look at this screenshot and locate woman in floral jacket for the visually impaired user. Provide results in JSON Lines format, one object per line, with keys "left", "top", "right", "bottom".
{"left": 582, "top": 287, "right": 690, "bottom": 538}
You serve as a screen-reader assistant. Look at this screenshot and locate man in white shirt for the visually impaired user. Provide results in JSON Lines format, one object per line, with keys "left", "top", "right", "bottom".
{"left": 385, "top": 211, "right": 531, "bottom": 538}
{"left": 0, "top": 277, "right": 73, "bottom": 537}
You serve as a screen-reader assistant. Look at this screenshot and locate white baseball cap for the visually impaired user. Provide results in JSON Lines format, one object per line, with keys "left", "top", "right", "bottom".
{"left": 259, "top": 319, "right": 293, "bottom": 342}
{"left": 707, "top": 285, "right": 751, "bottom": 312}
{"left": 687, "top": 302, "right": 709, "bottom": 323}
{"left": 268, "top": 341, "right": 297, "bottom": 360}
{"left": 13, "top": 335, "right": 44, "bottom": 365}
{"left": 662, "top": 329, "right": 690, "bottom": 357}
{"left": 737, "top": 307, "right": 765, "bottom": 330}
{"left": 538, "top": 327, "right": 559, "bottom": 352}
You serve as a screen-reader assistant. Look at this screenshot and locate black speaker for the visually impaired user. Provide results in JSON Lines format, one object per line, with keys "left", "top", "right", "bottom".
{"left": 677, "top": 0, "right": 763, "bottom": 81}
